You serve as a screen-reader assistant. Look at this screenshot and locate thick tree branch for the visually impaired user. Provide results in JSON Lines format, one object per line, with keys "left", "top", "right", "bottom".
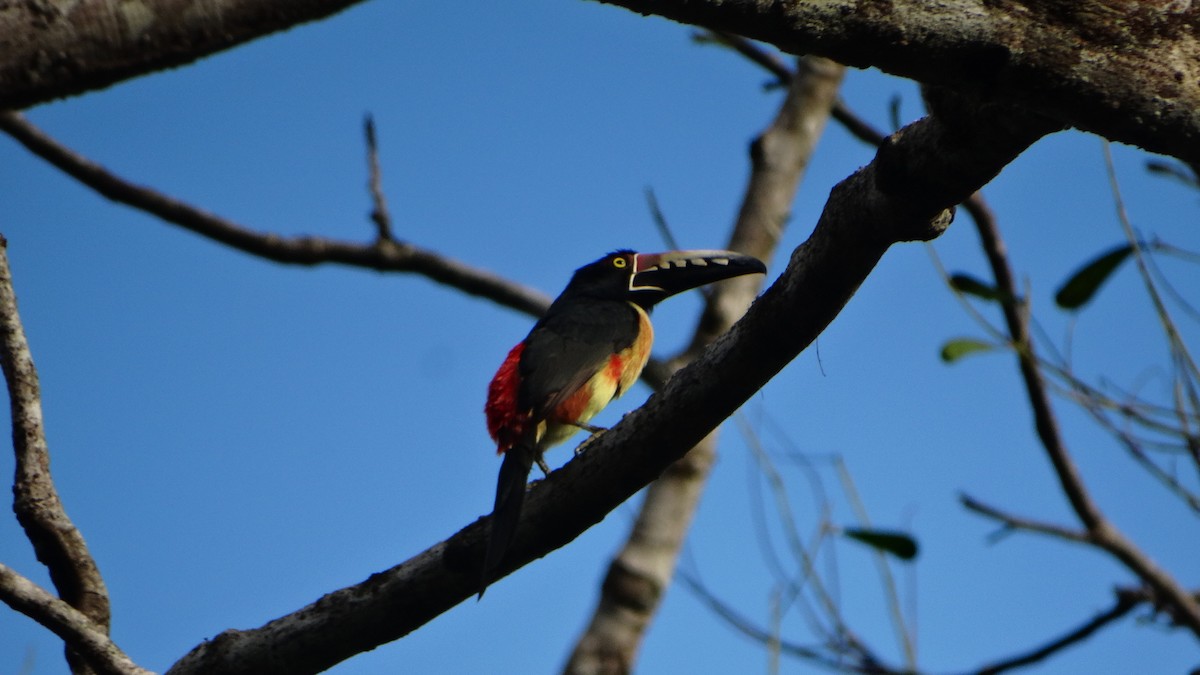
{"left": 0, "top": 236, "right": 113, "bottom": 673}
{"left": 165, "top": 97, "right": 1055, "bottom": 675}
{"left": 0, "top": 111, "right": 551, "bottom": 318}
{"left": 2, "top": 1, "right": 1194, "bottom": 166}
{"left": 0, "top": 0, "right": 370, "bottom": 109}
{"left": 565, "top": 54, "right": 846, "bottom": 675}
{"left": 596, "top": 0, "right": 1200, "bottom": 164}
{"left": 0, "top": 564, "right": 149, "bottom": 675}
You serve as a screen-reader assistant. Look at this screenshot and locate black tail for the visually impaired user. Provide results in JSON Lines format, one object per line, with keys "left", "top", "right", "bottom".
{"left": 479, "top": 441, "right": 535, "bottom": 598}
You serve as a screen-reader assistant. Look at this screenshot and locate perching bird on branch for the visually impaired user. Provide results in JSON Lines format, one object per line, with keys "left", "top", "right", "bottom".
{"left": 480, "top": 249, "right": 766, "bottom": 597}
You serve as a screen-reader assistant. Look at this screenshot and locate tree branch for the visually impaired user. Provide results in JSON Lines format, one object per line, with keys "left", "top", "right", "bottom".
{"left": 959, "top": 493, "right": 1091, "bottom": 544}
{"left": 0, "top": 111, "right": 551, "bottom": 318}
{"left": 165, "top": 96, "right": 1055, "bottom": 675}
{"left": 0, "top": 236, "right": 113, "bottom": 673}
{"left": 961, "top": 169, "right": 1200, "bottom": 636}
{"left": 565, "top": 54, "right": 846, "bottom": 674}
{"left": 0, "top": 564, "right": 149, "bottom": 675}
{"left": 702, "top": 32, "right": 887, "bottom": 147}
{"left": 593, "top": 0, "right": 1200, "bottom": 164}
{"left": 971, "top": 588, "right": 1143, "bottom": 675}
{"left": 363, "top": 114, "right": 395, "bottom": 243}
{"left": 3, "top": 1, "right": 1194, "bottom": 164}
{"left": 0, "top": 0, "right": 370, "bottom": 109}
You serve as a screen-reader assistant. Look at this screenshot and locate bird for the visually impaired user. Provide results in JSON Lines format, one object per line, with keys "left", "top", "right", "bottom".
{"left": 480, "top": 248, "right": 766, "bottom": 597}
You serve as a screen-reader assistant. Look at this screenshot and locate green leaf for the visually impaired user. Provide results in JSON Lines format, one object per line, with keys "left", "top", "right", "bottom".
{"left": 1146, "top": 160, "right": 1200, "bottom": 188}
{"left": 843, "top": 528, "right": 919, "bottom": 561}
{"left": 949, "top": 273, "right": 1001, "bottom": 302}
{"left": 1054, "top": 244, "right": 1134, "bottom": 310}
{"left": 940, "top": 338, "right": 993, "bottom": 363}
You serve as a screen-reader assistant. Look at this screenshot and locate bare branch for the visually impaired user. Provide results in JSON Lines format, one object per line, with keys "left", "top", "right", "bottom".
{"left": 0, "top": 111, "right": 551, "bottom": 318}
{"left": 959, "top": 494, "right": 1091, "bottom": 544}
{"left": 674, "top": 570, "right": 877, "bottom": 673}
{"left": 0, "top": 236, "right": 112, "bottom": 673}
{"left": 701, "top": 31, "right": 886, "bottom": 147}
{"left": 961, "top": 192, "right": 1200, "bottom": 634}
{"left": 971, "top": 589, "right": 1142, "bottom": 675}
{"left": 165, "top": 92, "right": 1054, "bottom": 675}
{"left": 363, "top": 114, "right": 395, "bottom": 242}
{"left": 0, "top": 564, "right": 150, "bottom": 675}
{"left": 0, "top": 0, "right": 370, "bottom": 109}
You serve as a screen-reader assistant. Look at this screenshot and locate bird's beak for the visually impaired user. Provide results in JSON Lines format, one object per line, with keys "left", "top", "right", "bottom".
{"left": 630, "top": 250, "right": 767, "bottom": 297}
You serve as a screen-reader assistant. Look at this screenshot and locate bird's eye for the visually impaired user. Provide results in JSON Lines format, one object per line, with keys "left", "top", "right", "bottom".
{"left": 612, "top": 257, "right": 627, "bottom": 269}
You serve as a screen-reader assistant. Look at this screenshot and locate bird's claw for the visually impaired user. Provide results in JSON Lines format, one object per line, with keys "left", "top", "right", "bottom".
{"left": 574, "top": 424, "right": 607, "bottom": 455}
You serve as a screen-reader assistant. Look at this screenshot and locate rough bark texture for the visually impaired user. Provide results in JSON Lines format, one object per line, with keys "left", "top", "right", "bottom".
{"left": 0, "top": 238, "right": 111, "bottom": 674}
{"left": 0, "top": 0, "right": 368, "bottom": 109}
{"left": 563, "top": 55, "right": 847, "bottom": 675}
{"left": 2, "top": 0, "right": 1195, "bottom": 166}
{"left": 0, "top": 563, "right": 149, "bottom": 675}
{"left": 594, "top": 0, "right": 1200, "bottom": 164}
{"left": 165, "top": 95, "right": 1057, "bottom": 675}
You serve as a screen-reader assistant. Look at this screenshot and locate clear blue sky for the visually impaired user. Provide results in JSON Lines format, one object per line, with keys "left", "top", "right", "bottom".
{"left": 2, "top": 2, "right": 1197, "bottom": 673}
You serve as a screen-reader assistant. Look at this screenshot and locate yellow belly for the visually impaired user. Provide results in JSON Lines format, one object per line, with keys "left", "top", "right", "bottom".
{"left": 535, "top": 302, "right": 653, "bottom": 450}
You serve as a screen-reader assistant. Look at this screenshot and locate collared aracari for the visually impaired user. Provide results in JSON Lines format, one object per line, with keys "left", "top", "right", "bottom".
{"left": 480, "top": 249, "right": 766, "bottom": 596}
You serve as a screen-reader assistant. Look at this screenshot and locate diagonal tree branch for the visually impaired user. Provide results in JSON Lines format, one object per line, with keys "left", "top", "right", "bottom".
{"left": 0, "top": 111, "right": 551, "bottom": 319}
{"left": 164, "top": 94, "right": 1056, "bottom": 675}
{"left": 564, "top": 53, "right": 846, "bottom": 675}
{"left": 2, "top": 1, "right": 1195, "bottom": 164}
{"left": 961, "top": 170, "right": 1200, "bottom": 637}
{"left": 0, "top": 0, "right": 371, "bottom": 109}
{"left": 0, "top": 563, "right": 150, "bottom": 675}
{"left": 592, "top": 0, "right": 1200, "bottom": 164}
{"left": 959, "top": 493, "right": 1091, "bottom": 544}
{"left": 971, "top": 588, "right": 1145, "bottom": 675}
{"left": 0, "top": 236, "right": 114, "bottom": 674}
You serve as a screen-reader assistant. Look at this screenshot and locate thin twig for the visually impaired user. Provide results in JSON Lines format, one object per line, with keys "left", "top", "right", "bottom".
{"left": 964, "top": 192, "right": 1200, "bottom": 634}
{"left": 0, "top": 111, "right": 550, "bottom": 318}
{"left": 643, "top": 186, "right": 682, "bottom": 251}
{"left": 363, "top": 114, "right": 395, "bottom": 242}
{"left": 701, "top": 32, "right": 886, "bottom": 147}
{"left": 1102, "top": 142, "right": 1200, "bottom": 480}
{"left": 959, "top": 494, "right": 1091, "bottom": 544}
{"left": 834, "top": 460, "right": 916, "bottom": 668}
{"left": 674, "top": 570, "right": 892, "bottom": 673}
{"left": 971, "top": 589, "right": 1142, "bottom": 675}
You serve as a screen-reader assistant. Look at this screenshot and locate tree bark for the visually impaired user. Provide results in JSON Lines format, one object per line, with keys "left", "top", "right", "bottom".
{"left": 591, "top": 0, "right": 1200, "bottom": 164}
{"left": 4, "top": 0, "right": 1192, "bottom": 164}
{"left": 0, "top": 238, "right": 112, "bottom": 674}
{"left": 0, "top": 0, "right": 369, "bottom": 109}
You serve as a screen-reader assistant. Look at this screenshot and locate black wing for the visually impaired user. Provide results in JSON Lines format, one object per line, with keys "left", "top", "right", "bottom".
{"left": 517, "top": 299, "right": 641, "bottom": 423}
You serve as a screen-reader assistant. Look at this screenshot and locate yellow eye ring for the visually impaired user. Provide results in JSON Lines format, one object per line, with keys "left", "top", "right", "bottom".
{"left": 612, "top": 257, "right": 627, "bottom": 268}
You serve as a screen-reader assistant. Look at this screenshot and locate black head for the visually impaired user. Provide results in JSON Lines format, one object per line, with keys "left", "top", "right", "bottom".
{"left": 556, "top": 249, "right": 767, "bottom": 309}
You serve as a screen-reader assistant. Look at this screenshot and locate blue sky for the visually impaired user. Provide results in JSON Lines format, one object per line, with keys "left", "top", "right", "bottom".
{"left": 2, "top": 2, "right": 1197, "bottom": 673}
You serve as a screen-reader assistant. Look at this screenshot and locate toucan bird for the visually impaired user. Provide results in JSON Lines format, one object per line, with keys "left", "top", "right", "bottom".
{"left": 480, "top": 249, "right": 766, "bottom": 597}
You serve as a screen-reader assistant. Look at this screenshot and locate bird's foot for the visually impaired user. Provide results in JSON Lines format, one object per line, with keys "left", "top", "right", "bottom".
{"left": 574, "top": 424, "right": 607, "bottom": 456}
